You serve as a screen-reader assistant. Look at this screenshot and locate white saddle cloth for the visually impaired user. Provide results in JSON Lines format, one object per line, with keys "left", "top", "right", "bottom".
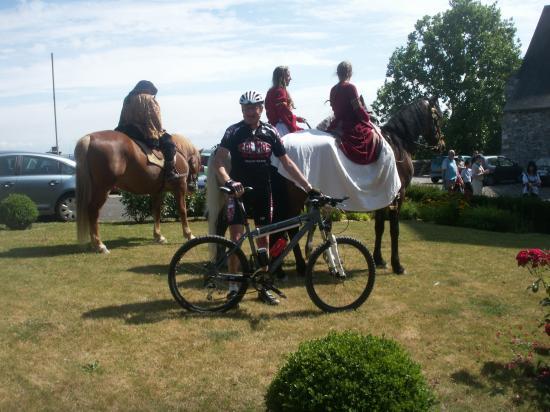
{"left": 270, "top": 129, "right": 401, "bottom": 212}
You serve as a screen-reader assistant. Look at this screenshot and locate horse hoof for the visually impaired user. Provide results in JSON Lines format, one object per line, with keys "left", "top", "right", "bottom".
{"left": 97, "top": 245, "right": 110, "bottom": 254}
{"left": 187, "top": 234, "right": 196, "bottom": 240}
{"left": 155, "top": 235, "right": 167, "bottom": 244}
{"left": 393, "top": 266, "right": 406, "bottom": 275}
{"left": 374, "top": 258, "right": 387, "bottom": 269}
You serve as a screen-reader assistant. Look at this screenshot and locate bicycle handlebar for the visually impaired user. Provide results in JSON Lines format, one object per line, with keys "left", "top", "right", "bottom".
{"left": 220, "top": 186, "right": 348, "bottom": 207}
{"left": 307, "top": 194, "right": 349, "bottom": 207}
{"left": 219, "top": 186, "right": 253, "bottom": 195}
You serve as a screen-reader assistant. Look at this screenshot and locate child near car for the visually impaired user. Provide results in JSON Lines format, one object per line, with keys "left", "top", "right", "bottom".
{"left": 460, "top": 159, "right": 473, "bottom": 200}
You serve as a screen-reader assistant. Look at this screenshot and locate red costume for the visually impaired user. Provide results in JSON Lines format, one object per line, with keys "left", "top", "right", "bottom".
{"left": 328, "top": 82, "right": 379, "bottom": 165}
{"left": 265, "top": 86, "right": 302, "bottom": 133}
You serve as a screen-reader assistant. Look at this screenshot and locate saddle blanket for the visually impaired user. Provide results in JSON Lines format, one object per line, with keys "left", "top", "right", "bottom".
{"left": 270, "top": 129, "right": 401, "bottom": 212}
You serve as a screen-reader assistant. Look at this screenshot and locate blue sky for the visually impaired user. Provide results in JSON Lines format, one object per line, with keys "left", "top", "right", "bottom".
{"left": 0, "top": 0, "right": 546, "bottom": 154}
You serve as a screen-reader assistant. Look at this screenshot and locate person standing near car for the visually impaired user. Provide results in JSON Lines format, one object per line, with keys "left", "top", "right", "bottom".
{"left": 441, "top": 150, "right": 458, "bottom": 192}
{"left": 461, "top": 159, "right": 473, "bottom": 200}
{"left": 213, "top": 90, "right": 318, "bottom": 305}
{"left": 471, "top": 154, "right": 487, "bottom": 196}
{"left": 522, "top": 161, "right": 542, "bottom": 197}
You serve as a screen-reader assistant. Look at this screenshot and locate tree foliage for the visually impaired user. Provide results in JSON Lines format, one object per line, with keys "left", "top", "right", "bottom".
{"left": 372, "top": 0, "right": 521, "bottom": 155}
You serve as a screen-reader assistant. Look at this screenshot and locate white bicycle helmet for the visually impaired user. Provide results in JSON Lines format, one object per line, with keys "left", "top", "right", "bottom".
{"left": 239, "top": 90, "right": 264, "bottom": 105}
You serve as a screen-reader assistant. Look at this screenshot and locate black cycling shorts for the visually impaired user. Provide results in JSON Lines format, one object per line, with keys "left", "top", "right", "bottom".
{"left": 226, "top": 189, "right": 273, "bottom": 227}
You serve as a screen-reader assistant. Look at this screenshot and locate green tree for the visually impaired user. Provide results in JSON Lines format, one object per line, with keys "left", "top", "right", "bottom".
{"left": 373, "top": 0, "right": 521, "bottom": 155}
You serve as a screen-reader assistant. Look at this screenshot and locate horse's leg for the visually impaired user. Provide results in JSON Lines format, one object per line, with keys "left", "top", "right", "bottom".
{"left": 151, "top": 193, "right": 167, "bottom": 244}
{"left": 389, "top": 207, "right": 405, "bottom": 275}
{"left": 373, "top": 209, "right": 387, "bottom": 268}
{"left": 175, "top": 186, "right": 194, "bottom": 240}
{"left": 88, "top": 189, "right": 110, "bottom": 254}
{"left": 284, "top": 180, "right": 307, "bottom": 275}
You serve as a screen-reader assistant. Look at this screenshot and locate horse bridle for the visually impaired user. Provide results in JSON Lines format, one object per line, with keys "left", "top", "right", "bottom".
{"left": 413, "top": 100, "right": 444, "bottom": 152}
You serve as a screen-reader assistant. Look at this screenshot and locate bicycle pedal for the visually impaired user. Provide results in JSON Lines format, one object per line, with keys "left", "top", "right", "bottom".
{"left": 270, "top": 286, "right": 287, "bottom": 299}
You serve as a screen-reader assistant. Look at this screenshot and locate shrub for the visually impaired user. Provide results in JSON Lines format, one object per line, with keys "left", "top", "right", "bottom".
{"left": 0, "top": 193, "right": 39, "bottom": 230}
{"left": 265, "top": 331, "right": 435, "bottom": 411}
{"left": 345, "top": 211, "right": 371, "bottom": 221}
{"left": 400, "top": 201, "right": 419, "bottom": 220}
{"left": 163, "top": 190, "right": 206, "bottom": 219}
{"left": 406, "top": 184, "right": 447, "bottom": 203}
{"left": 459, "top": 206, "right": 520, "bottom": 232}
{"left": 121, "top": 190, "right": 207, "bottom": 222}
{"left": 324, "top": 207, "right": 344, "bottom": 222}
{"left": 120, "top": 191, "right": 151, "bottom": 223}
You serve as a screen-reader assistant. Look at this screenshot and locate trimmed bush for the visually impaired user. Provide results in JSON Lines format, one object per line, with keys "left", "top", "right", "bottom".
{"left": 458, "top": 206, "right": 520, "bottom": 232}
{"left": 265, "top": 331, "right": 435, "bottom": 411}
{"left": 0, "top": 193, "right": 39, "bottom": 230}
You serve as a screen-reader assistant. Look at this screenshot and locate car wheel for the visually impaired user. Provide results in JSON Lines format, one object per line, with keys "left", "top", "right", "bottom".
{"left": 56, "top": 193, "right": 76, "bottom": 222}
{"left": 431, "top": 177, "right": 439, "bottom": 183}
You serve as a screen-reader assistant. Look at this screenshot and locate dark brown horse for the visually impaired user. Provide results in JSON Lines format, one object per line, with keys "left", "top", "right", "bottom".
{"left": 287, "top": 97, "right": 444, "bottom": 274}
{"left": 207, "top": 97, "right": 443, "bottom": 274}
{"left": 75, "top": 131, "right": 201, "bottom": 253}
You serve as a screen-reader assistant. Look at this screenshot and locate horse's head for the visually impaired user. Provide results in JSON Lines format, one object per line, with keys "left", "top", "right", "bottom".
{"left": 423, "top": 96, "right": 445, "bottom": 152}
{"left": 186, "top": 147, "right": 201, "bottom": 192}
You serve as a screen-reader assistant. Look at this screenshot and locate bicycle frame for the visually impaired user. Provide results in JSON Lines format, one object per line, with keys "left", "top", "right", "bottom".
{"left": 225, "top": 196, "right": 328, "bottom": 277}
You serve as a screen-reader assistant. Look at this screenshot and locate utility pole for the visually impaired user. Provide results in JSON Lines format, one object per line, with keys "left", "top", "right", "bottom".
{"left": 51, "top": 52, "right": 59, "bottom": 155}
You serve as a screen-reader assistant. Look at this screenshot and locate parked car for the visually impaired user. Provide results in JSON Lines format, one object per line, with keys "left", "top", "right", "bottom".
{"left": 535, "top": 157, "right": 550, "bottom": 186}
{"left": 482, "top": 155, "right": 523, "bottom": 186}
{"left": 430, "top": 154, "right": 471, "bottom": 183}
{"left": 198, "top": 148, "right": 213, "bottom": 190}
{"left": 0, "top": 151, "right": 76, "bottom": 221}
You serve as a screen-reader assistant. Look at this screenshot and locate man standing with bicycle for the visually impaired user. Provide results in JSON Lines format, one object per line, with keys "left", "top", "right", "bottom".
{"left": 214, "top": 90, "right": 318, "bottom": 305}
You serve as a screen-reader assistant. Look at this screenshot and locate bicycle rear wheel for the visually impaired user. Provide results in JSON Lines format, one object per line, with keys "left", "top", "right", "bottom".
{"left": 168, "top": 236, "right": 249, "bottom": 313}
{"left": 305, "top": 236, "right": 375, "bottom": 312}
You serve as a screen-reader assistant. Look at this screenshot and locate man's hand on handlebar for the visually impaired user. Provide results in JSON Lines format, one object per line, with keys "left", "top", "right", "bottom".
{"left": 307, "top": 187, "right": 322, "bottom": 198}
{"left": 225, "top": 179, "right": 245, "bottom": 197}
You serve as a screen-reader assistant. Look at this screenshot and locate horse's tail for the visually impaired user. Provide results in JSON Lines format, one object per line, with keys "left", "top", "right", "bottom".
{"left": 75, "top": 135, "right": 91, "bottom": 244}
{"left": 206, "top": 149, "right": 226, "bottom": 236}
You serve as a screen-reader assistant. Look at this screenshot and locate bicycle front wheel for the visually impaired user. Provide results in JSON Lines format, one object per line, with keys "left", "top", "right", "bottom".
{"left": 305, "top": 236, "right": 375, "bottom": 312}
{"left": 168, "top": 236, "right": 249, "bottom": 313}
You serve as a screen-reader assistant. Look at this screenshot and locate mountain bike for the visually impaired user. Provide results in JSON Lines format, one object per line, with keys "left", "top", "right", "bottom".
{"left": 168, "top": 187, "right": 375, "bottom": 313}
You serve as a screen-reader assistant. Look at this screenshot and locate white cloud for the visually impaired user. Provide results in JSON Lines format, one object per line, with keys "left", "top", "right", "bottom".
{"left": 0, "top": 0, "right": 546, "bottom": 153}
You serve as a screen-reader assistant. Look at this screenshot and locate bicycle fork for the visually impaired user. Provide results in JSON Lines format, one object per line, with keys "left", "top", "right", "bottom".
{"left": 322, "top": 233, "right": 346, "bottom": 279}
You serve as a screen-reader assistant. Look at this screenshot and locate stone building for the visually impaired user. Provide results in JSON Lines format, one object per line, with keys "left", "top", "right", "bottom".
{"left": 501, "top": 5, "right": 550, "bottom": 168}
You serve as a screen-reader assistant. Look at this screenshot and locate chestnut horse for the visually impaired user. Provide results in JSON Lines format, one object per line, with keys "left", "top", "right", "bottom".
{"left": 207, "top": 97, "right": 443, "bottom": 274}
{"left": 75, "top": 131, "right": 201, "bottom": 253}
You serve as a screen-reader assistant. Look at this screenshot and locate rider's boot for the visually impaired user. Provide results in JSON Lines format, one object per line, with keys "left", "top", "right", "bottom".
{"left": 159, "top": 132, "right": 184, "bottom": 181}
{"left": 164, "top": 160, "right": 184, "bottom": 181}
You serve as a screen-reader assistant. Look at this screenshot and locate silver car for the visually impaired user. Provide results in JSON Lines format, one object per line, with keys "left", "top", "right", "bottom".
{"left": 0, "top": 151, "right": 76, "bottom": 221}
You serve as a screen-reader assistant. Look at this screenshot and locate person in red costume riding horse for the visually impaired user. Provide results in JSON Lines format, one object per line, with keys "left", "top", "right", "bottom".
{"left": 327, "top": 61, "right": 381, "bottom": 165}
{"left": 265, "top": 66, "right": 307, "bottom": 137}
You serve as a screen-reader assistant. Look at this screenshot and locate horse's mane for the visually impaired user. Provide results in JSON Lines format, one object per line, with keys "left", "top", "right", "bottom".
{"left": 172, "top": 133, "right": 200, "bottom": 158}
{"left": 381, "top": 98, "right": 429, "bottom": 151}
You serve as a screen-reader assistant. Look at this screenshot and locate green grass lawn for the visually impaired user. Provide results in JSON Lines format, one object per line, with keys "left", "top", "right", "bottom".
{"left": 0, "top": 219, "right": 548, "bottom": 411}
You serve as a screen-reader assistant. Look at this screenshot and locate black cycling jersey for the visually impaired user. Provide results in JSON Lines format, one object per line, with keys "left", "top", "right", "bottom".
{"left": 219, "top": 120, "right": 286, "bottom": 188}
